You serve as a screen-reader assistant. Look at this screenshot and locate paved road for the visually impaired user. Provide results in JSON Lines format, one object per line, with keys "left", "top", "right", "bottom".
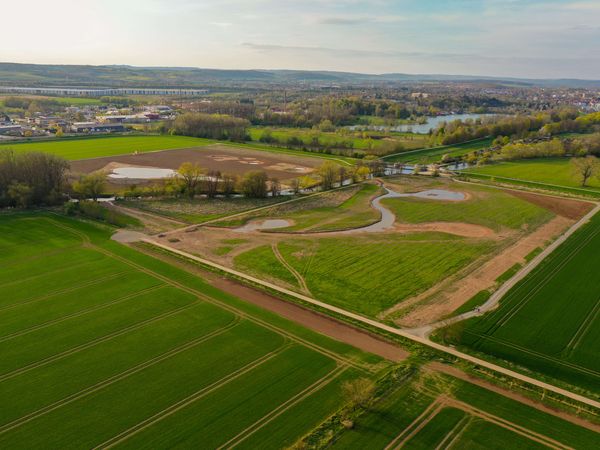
{"left": 408, "top": 202, "right": 600, "bottom": 338}
{"left": 144, "top": 238, "right": 600, "bottom": 410}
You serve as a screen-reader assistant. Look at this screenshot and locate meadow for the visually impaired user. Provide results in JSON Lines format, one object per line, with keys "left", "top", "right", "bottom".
{"left": 324, "top": 368, "right": 599, "bottom": 449}
{"left": 462, "top": 158, "right": 600, "bottom": 195}
{"left": 442, "top": 212, "right": 600, "bottom": 394}
{"left": 0, "top": 213, "right": 387, "bottom": 449}
{"left": 235, "top": 233, "right": 495, "bottom": 317}
{"left": 382, "top": 180, "right": 554, "bottom": 232}
{"left": 0, "top": 135, "right": 213, "bottom": 160}
{"left": 383, "top": 138, "right": 493, "bottom": 164}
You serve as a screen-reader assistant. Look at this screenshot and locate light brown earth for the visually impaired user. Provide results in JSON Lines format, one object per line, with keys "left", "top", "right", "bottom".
{"left": 389, "top": 215, "right": 573, "bottom": 327}
{"left": 133, "top": 243, "right": 408, "bottom": 362}
{"left": 507, "top": 189, "right": 594, "bottom": 220}
{"left": 394, "top": 221, "right": 497, "bottom": 239}
{"left": 69, "top": 144, "right": 321, "bottom": 182}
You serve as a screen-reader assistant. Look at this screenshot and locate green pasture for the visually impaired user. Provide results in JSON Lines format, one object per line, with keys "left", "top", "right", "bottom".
{"left": 442, "top": 212, "right": 600, "bottom": 393}
{"left": 235, "top": 233, "right": 495, "bottom": 317}
{"left": 462, "top": 158, "right": 600, "bottom": 195}
{"left": 382, "top": 182, "right": 554, "bottom": 232}
{"left": 0, "top": 213, "right": 385, "bottom": 448}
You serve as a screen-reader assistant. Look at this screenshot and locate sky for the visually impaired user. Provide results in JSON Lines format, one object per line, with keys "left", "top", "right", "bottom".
{"left": 2, "top": 0, "right": 600, "bottom": 79}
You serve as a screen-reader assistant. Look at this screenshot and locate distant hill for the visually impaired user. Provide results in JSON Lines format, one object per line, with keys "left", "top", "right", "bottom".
{"left": 0, "top": 62, "right": 599, "bottom": 89}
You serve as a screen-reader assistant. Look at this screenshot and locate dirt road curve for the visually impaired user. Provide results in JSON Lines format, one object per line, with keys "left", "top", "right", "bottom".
{"left": 144, "top": 238, "right": 600, "bottom": 410}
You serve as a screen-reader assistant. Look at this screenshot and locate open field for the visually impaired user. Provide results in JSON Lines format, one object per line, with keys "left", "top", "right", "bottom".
{"left": 462, "top": 158, "right": 600, "bottom": 196}
{"left": 70, "top": 143, "right": 325, "bottom": 182}
{"left": 0, "top": 135, "right": 213, "bottom": 160}
{"left": 382, "top": 178, "right": 554, "bottom": 232}
{"left": 324, "top": 366, "right": 600, "bottom": 449}
{"left": 441, "top": 212, "right": 600, "bottom": 394}
{"left": 0, "top": 95, "right": 104, "bottom": 106}
{"left": 248, "top": 126, "right": 430, "bottom": 155}
{"left": 158, "top": 178, "right": 564, "bottom": 319}
{"left": 0, "top": 213, "right": 393, "bottom": 449}
{"left": 383, "top": 138, "right": 493, "bottom": 164}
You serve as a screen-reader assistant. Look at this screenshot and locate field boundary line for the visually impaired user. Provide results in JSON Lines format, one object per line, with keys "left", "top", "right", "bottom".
{"left": 271, "top": 243, "right": 312, "bottom": 295}
{"left": 219, "top": 365, "right": 347, "bottom": 449}
{"left": 143, "top": 239, "right": 600, "bottom": 409}
{"left": 437, "top": 415, "right": 472, "bottom": 450}
{"left": 0, "top": 284, "right": 166, "bottom": 343}
{"left": 0, "top": 301, "right": 203, "bottom": 383}
{"left": 92, "top": 241, "right": 372, "bottom": 373}
{"left": 461, "top": 172, "right": 600, "bottom": 195}
{"left": 386, "top": 397, "right": 446, "bottom": 450}
{"left": 564, "top": 296, "right": 600, "bottom": 356}
{"left": 446, "top": 398, "right": 573, "bottom": 450}
{"left": 0, "top": 317, "right": 242, "bottom": 435}
{"left": 0, "top": 271, "right": 132, "bottom": 313}
{"left": 95, "top": 342, "right": 292, "bottom": 449}
{"left": 464, "top": 331, "right": 600, "bottom": 379}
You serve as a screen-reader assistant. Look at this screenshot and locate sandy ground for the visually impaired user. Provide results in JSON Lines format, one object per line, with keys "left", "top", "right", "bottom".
{"left": 391, "top": 215, "right": 573, "bottom": 327}
{"left": 69, "top": 144, "right": 320, "bottom": 182}
{"left": 134, "top": 243, "right": 408, "bottom": 362}
{"left": 394, "top": 221, "right": 497, "bottom": 239}
{"left": 507, "top": 190, "right": 595, "bottom": 220}
{"left": 425, "top": 362, "right": 600, "bottom": 433}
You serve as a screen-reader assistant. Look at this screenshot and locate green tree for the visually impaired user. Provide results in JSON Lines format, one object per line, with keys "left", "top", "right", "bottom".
{"left": 178, "top": 162, "right": 204, "bottom": 199}
{"left": 73, "top": 172, "right": 107, "bottom": 201}
{"left": 318, "top": 161, "right": 338, "bottom": 190}
{"left": 241, "top": 171, "right": 268, "bottom": 198}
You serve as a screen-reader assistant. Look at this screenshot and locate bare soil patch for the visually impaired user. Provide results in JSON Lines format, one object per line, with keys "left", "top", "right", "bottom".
{"left": 394, "top": 222, "right": 497, "bottom": 239}
{"left": 69, "top": 144, "right": 320, "bottom": 182}
{"left": 392, "top": 216, "right": 572, "bottom": 327}
{"left": 507, "top": 190, "right": 595, "bottom": 219}
{"left": 134, "top": 243, "right": 408, "bottom": 362}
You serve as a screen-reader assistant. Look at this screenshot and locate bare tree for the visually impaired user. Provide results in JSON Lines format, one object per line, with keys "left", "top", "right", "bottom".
{"left": 205, "top": 169, "right": 221, "bottom": 198}
{"left": 222, "top": 173, "right": 237, "bottom": 197}
{"left": 342, "top": 378, "right": 375, "bottom": 409}
{"left": 269, "top": 177, "right": 281, "bottom": 197}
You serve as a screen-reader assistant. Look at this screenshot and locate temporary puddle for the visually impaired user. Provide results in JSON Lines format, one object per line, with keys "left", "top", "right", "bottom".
{"left": 233, "top": 219, "right": 292, "bottom": 233}
{"left": 109, "top": 167, "right": 177, "bottom": 180}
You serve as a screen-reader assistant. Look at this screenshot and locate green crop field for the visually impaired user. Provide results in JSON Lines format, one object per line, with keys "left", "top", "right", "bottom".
{"left": 0, "top": 135, "right": 213, "bottom": 160}
{"left": 383, "top": 138, "right": 493, "bottom": 164}
{"left": 327, "top": 368, "right": 600, "bottom": 449}
{"left": 235, "top": 233, "right": 495, "bottom": 317}
{"left": 382, "top": 181, "right": 553, "bottom": 232}
{"left": 442, "top": 212, "right": 600, "bottom": 394}
{"left": 0, "top": 213, "right": 388, "bottom": 449}
{"left": 462, "top": 158, "right": 600, "bottom": 195}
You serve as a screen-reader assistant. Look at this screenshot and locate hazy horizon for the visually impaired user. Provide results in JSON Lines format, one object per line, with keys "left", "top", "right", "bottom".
{"left": 2, "top": 0, "right": 600, "bottom": 79}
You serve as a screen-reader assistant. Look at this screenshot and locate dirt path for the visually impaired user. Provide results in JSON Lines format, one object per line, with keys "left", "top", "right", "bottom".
{"left": 392, "top": 215, "right": 572, "bottom": 327}
{"left": 426, "top": 362, "right": 600, "bottom": 433}
{"left": 271, "top": 243, "right": 312, "bottom": 295}
{"left": 107, "top": 202, "right": 185, "bottom": 234}
{"left": 135, "top": 244, "right": 408, "bottom": 362}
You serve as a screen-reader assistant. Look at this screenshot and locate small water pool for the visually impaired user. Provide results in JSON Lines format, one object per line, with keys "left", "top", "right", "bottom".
{"left": 109, "top": 167, "right": 177, "bottom": 180}
{"left": 233, "top": 219, "right": 292, "bottom": 233}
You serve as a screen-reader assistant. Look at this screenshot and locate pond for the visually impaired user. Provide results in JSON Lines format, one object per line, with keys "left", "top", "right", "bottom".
{"left": 233, "top": 219, "right": 292, "bottom": 233}
{"left": 348, "top": 113, "right": 494, "bottom": 135}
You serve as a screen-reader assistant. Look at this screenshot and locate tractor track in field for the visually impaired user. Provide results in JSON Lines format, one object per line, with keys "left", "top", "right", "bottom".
{"left": 218, "top": 365, "right": 348, "bottom": 449}
{"left": 271, "top": 243, "right": 312, "bottom": 295}
{"left": 0, "top": 271, "right": 133, "bottom": 313}
{"left": 0, "top": 301, "right": 203, "bottom": 383}
{"left": 0, "top": 317, "right": 242, "bottom": 435}
{"left": 94, "top": 343, "right": 293, "bottom": 449}
{"left": 0, "top": 284, "right": 166, "bottom": 343}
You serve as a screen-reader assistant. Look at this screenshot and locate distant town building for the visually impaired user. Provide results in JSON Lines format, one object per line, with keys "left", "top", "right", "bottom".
{"left": 71, "top": 122, "right": 125, "bottom": 133}
{"left": 0, "top": 86, "right": 209, "bottom": 97}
